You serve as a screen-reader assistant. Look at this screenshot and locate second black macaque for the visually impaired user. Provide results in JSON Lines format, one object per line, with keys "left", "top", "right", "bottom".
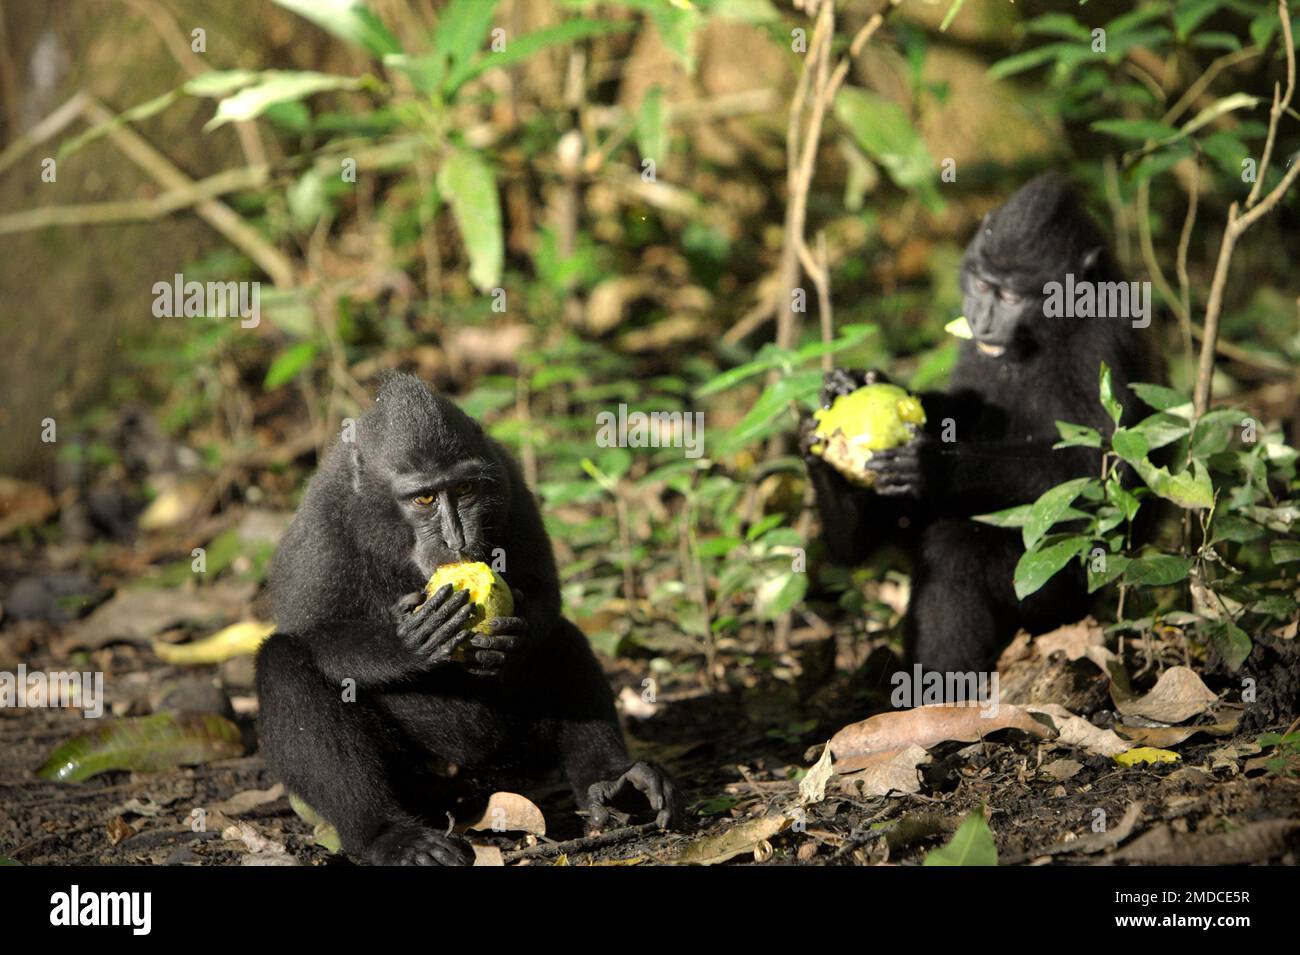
{"left": 803, "top": 174, "right": 1156, "bottom": 680}
{"left": 256, "top": 374, "right": 680, "bottom": 865}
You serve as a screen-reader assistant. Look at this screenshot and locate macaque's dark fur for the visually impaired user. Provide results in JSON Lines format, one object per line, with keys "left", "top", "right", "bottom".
{"left": 256, "top": 374, "right": 677, "bottom": 865}
{"left": 807, "top": 174, "right": 1156, "bottom": 677}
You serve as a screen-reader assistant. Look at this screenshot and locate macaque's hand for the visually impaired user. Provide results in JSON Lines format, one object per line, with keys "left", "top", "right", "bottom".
{"left": 464, "top": 587, "right": 527, "bottom": 676}
{"left": 586, "top": 761, "right": 682, "bottom": 831}
{"left": 870, "top": 434, "right": 928, "bottom": 498}
{"left": 392, "top": 585, "right": 473, "bottom": 668}
{"left": 820, "top": 367, "right": 891, "bottom": 409}
{"left": 366, "top": 822, "right": 475, "bottom": 867}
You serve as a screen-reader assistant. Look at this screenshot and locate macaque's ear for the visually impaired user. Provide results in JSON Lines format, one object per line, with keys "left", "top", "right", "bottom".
{"left": 1082, "top": 246, "right": 1102, "bottom": 274}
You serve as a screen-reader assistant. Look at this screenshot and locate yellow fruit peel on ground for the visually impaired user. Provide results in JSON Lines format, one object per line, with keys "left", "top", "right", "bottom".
{"left": 424, "top": 562, "right": 514, "bottom": 634}
{"left": 152, "top": 621, "right": 275, "bottom": 664}
{"left": 811, "top": 383, "right": 926, "bottom": 487}
{"left": 1114, "top": 746, "right": 1181, "bottom": 767}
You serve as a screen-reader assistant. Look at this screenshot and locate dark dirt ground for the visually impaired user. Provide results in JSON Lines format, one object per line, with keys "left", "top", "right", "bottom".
{"left": 3, "top": 610, "right": 1298, "bottom": 867}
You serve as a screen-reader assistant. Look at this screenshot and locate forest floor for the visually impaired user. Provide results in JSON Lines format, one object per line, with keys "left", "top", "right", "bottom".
{"left": 3, "top": 590, "right": 1298, "bottom": 866}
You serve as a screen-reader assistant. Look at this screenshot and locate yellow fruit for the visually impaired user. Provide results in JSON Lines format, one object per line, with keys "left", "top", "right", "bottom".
{"left": 810, "top": 383, "right": 926, "bottom": 487}
{"left": 424, "top": 562, "right": 514, "bottom": 634}
{"left": 944, "top": 316, "right": 973, "bottom": 340}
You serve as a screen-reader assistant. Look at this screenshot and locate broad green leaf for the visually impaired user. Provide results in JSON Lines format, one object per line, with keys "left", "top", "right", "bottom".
{"left": 923, "top": 813, "right": 997, "bottom": 866}
{"left": 1135, "top": 458, "right": 1215, "bottom": 509}
{"left": 1013, "top": 535, "right": 1089, "bottom": 599}
{"left": 835, "top": 87, "right": 942, "bottom": 211}
{"left": 264, "top": 341, "right": 319, "bottom": 390}
{"left": 1122, "top": 555, "right": 1193, "bottom": 586}
{"left": 1024, "top": 13, "right": 1091, "bottom": 40}
{"left": 1111, "top": 427, "right": 1148, "bottom": 465}
{"left": 973, "top": 503, "right": 1034, "bottom": 528}
{"left": 1175, "top": 0, "right": 1222, "bottom": 39}
{"left": 437, "top": 148, "right": 503, "bottom": 292}
{"left": 1023, "top": 477, "right": 1093, "bottom": 550}
{"left": 754, "top": 570, "right": 809, "bottom": 621}
{"left": 987, "top": 43, "right": 1073, "bottom": 80}
{"left": 1271, "top": 540, "right": 1300, "bottom": 564}
{"left": 1130, "top": 382, "right": 1190, "bottom": 413}
{"left": 434, "top": 0, "right": 501, "bottom": 72}
{"left": 1190, "top": 408, "right": 1241, "bottom": 457}
{"left": 1130, "top": 410, "right": 1191, "bottom": 451}
{"left": 37, "top": 713, "right": 243, "bottom": 783}
{"left": 1054, "top": 420, "right": 1101, "bottom": 448}
{"left": 271, "top": 0, "right": 400, "bottom": 58}
{"left": 1087, "top": 552, "right": 1130, "bottom": 593}
{"left": 1207, "top": 619, "right": 1251, "bottom": 671}
{"left": 205, "top": 71, "right": 361, "bottom": 129}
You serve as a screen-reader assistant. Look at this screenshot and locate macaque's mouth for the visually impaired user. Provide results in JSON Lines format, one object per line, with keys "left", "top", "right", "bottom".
{"left": 976, "top": 341, "right": 1007, "bottom": 358}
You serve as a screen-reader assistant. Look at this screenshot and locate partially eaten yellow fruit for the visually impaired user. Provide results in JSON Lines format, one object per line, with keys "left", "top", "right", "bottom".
{"left": 810, "top": 383, "right": 926, "bottom": 487}
{"left": 424, "top": 561, "right": 514, "bottom": 634}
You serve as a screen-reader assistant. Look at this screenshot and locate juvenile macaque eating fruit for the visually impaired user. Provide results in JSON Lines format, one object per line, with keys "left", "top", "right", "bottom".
{"left": 808, "top": 383, "right": 926, "bottom": 487}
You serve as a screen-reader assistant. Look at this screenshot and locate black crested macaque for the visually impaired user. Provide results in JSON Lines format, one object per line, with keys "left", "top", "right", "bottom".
{"left": 803, "top": 173, "right": 1153, "bottom": 678}
{"left": 256, "top": 374, "right": 679, "bottom": 865}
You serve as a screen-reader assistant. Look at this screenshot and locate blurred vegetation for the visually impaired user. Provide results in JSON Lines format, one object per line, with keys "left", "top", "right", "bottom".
{"left": 3, "top": 0, "right": 1297, "bottom": 684}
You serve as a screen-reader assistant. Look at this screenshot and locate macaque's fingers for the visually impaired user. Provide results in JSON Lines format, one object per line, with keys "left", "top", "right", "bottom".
{"left": 482, "top": 615, "right": 527, "bottom": 638}
{"left": 468, "top": 650, "right": 507, "bottom": 671}
{"left": 398, "top": 588, "right": 469, "bottom": 644}
{"left": 471, "top": 631, "right": 521, "bottom": 651}
{"left": 414, "top": 610, "right": 474, "bottom": 665}
{"left": 391, "top": 590, "right": 428, "bottom": 617}
{"left": 586, "top": 761, "right": 683, "bottom": 831}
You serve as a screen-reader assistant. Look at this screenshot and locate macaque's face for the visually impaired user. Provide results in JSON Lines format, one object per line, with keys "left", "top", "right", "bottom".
{"left": 959, "top": 251, "right": 1044, "bottom": 359}
{"left": 382, "top": 458, "right": 498, "bottom": 576}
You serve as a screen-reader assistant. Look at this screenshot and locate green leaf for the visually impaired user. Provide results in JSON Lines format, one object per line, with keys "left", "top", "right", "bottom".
{"left": 754, "top": 570, "right": 808, "bottom": 621}
{"left": 834, "top": 87, "right": 942, "bottom": 211}
{"left": 1130, "top": 382, "right": 1191, "bottom": 413}
{"left": 1098, "top": 362, "right": 1123, "bottom": 425}
{"left": 1271, "top": 540, "right": 1300, "bottom": 564}
{"left": 1087, "top": 552, "right": 1130, "bottom": 594}
{"left": 1023, "top": 477, "right": 1094, "bottom": 551}
{"left": 1054, "top": 420, "right": 1102, "bottom": 449}
{"left": 1122, "top": 555, "right": 1193, "bottom": 586}
{"left": 205, "top": 71, "right": 361, "bottom": 129}
{"left": 434, "top": 0, "right": 502, "bottom": 73}
{"left": 37, "top": 713, "right": 243, "bottom": 783}
{"left": 973, "top": 503, "right": 1034, "bottom": 528}
{"left": 987, "top": 43, "right": 1073, "bottom": 80}
{"left": 445, "top": 18, "right": 634, "bottom": 93}
{"left": 1130, "top": 411, "right": 1192, "bottom": 452}
{"left": 923, "top": 813, "right": 997, "bottom": 866}
{"left": 1207, "top": 619, "right": 1251, "bottom": 671}
{"left": 1190, "top": 408, "right": 1241, "bottom": 457}
{"left": 1014, "top": 535, "right": 1089, "bottom": 600}
{"left": 271, "top": 0, "right": 400, "bottom": 58}
{"left": 637, "top": 86, "right": 667, "bottom": 166}
{"left": 437, "top": 148, "right": 504, "bottom": 293}
{"left": 1111, "top": 427, "right": 1149, "bottom": 465}
{"left": 264, "top": 341, "right": 319, "bottom": 390}
{"left": 939, "top": 0, "right": 967, "bottom": 32}
{"left": 1174, "top": 0, "right": 1221, "bottom": 39}
{"left": 1091, "top": 118, "right": 1181, "bottom": 142}
{"left": 1135, "top": 458, "right": 1215, "bottom": 509}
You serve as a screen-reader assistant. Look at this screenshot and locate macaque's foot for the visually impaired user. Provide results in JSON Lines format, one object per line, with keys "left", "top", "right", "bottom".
{"left": 820, "top": 367, "right": 890, "bottom": 408}
{"left": 586, "top": 761, "right": 682, "bottom": 831}
{"left": 366, "top": 822, "right": 475, "bottom": 866}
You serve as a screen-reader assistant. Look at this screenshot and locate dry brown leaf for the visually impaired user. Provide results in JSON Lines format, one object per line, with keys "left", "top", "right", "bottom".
{"left": 833, "top": 744, "right": 930, "bottom": 797}
{"left": 1112, "top": 666, "right": 1218, "bottom": 724}
{"left": 210, "top": 783, "right": 285, "bottom": 817}
{"left": 472, "top": 845, "right": 506, "bottom": 866}
{"left": 0, "top": 477, "right": 58, "bottom": 539}
{"left": 464, "top": 792, "right": 547, "bottom": 837}
{"left": 1026, "top": 704, "right": 1128, "bottom": 757}
{"left": 828, "top": 703, "right": 1051, "bottom": 759}
{"left": 59, "top": 581, "right": 257, "bottom": 651}
{"left": 670, "top": 813, "right": 790, "bottom": 866}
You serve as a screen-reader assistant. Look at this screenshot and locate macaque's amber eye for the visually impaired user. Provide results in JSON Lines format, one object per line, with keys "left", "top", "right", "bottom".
{"left": 453, "top": 482, "right": 475, "bottom": 497}
{"left": 999, "top": 289, "right": 1022, "bottom": 304}
{"left": 413, "top": 495, "right": 435, "bottom": 506}
{"left": 973, "top": 278, "right": 991, "bottom": 293}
